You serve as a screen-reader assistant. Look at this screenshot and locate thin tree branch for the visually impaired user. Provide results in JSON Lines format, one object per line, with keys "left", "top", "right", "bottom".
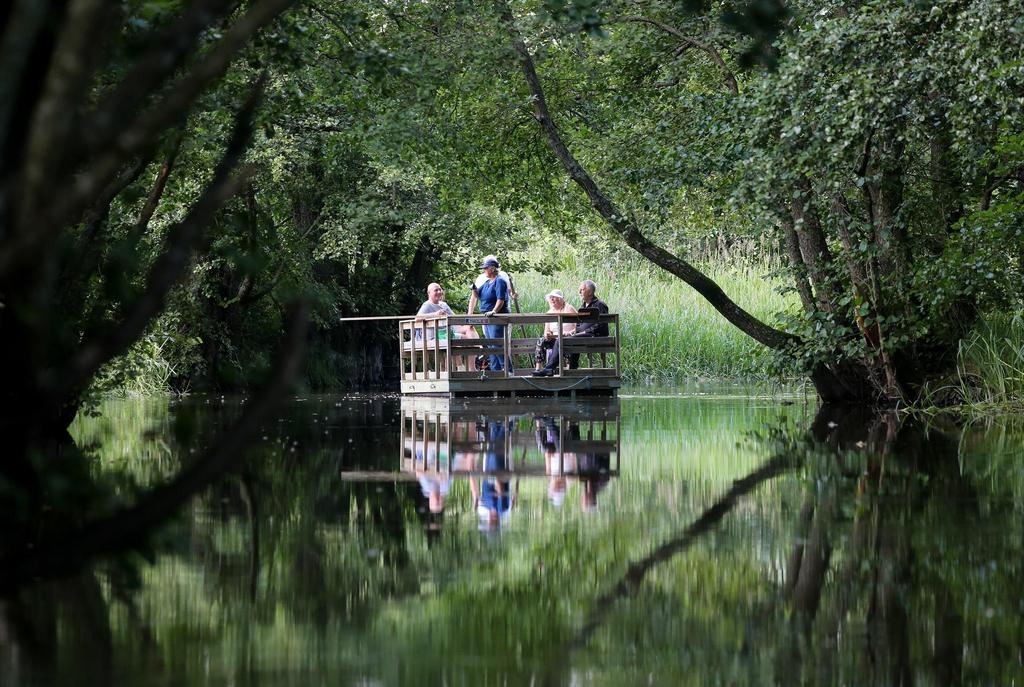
{"left": 498, "top": 1, "right": 795, "bottom": 350}
{"left": 0, "top": 1, "right": 51, "bottom": 174}
{"left": 781, "top": 211, "right": 816, "bottom": 313}
{"left": 0, "top": 0, "right": 295, "bottom": 281}
{"left": 61, "top": 79, "right": 266, "bottom": 395}
{"left": 130, "top": 130, "right": 184, "bottom": 237}
{"left": 63, "top": 155, "right": 151, "bottom": 300}
{"left": 568, "top": 453, "right": 794, "bottom": 653}
{"left": 21, "top": 0, "right": 114, "bottom": 219}
{"left": 78, "top": 158, "right": 149, "bottom": 249}
{"left": 80, "top": 0, "right": 236, "bottom": 155}
{"left": 619, "top": 16, "right": 739, "bottom": 94}
{"left": 979, "top": 168, "right": 1022, "bottom": 211}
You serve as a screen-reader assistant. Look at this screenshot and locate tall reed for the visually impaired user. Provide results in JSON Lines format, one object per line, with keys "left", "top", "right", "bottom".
{"left": 510, "top": 259, "right": 794, "bottom": 382}
{"left": 922, "top": 313, "right": 1024, "bottom": 412}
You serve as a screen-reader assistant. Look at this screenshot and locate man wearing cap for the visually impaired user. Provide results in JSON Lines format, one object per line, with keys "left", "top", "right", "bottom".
{"left": 532, "top": 289, "right": 577, "bottom": 376}
{"left": 474, "top": 257, "right": 510, "bottom": 371}
{"left": 467, "top": 254, "right": 516, "bottom": 316}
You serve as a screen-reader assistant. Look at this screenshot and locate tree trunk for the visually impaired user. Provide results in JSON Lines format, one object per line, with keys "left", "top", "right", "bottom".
{"left": 780, "top": 214, "right": 815, "bottom": 314}
{"left": 791, "top": 180, "right": 837, "bottom": 313}
{"left": 497, "top": 1, "right": 795, "bottom": 352}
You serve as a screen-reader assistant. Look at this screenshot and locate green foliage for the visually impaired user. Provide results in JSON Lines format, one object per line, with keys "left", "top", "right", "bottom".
{"left": 919, "top": 313, "right": 1024, "bottom": 412}
{"left": 73, "top": 0, "right": 1023, "bottom": 405}
{"left": 729, "top": 0, "right": 1024, "bottom": 386}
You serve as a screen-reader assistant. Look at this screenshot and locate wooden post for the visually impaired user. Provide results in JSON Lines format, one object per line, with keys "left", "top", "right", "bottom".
{"left": 556, "top": 313, "right": 564, "bottom": 378}
{"left": 399, "top": 322, "right": 405, "bottom": 381}
{"left": 419, "top": 319, "right": 428, "bottom": 379}
{"left": 409, "top": 323, "right": 417, "bottom": 381}
{"left": 614, "top": 315, "right": 621, "bottom": 377}
{"left": 504, "top": 320, "right": 510, "bottom": 378}
{"left": 432, "top": 320, "right": 440, "bottom": 380}
{"left": 442, "top": 317, "right": 450, "bottom": 379}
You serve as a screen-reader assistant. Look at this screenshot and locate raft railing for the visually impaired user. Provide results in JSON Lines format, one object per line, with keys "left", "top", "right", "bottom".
{"left": 398, "top": 313, "right": 620, "bottom": 383}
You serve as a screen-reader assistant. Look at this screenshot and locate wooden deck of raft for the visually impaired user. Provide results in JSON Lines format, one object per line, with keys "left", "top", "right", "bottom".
{"left": 398, "top": 313, "right": 621, "bottom": 397}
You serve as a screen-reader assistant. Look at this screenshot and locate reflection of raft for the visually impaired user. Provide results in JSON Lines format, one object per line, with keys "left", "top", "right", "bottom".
{"left": 400, "top": 397, "right": 621, "bottom": 479}
{"left": 398, "top": 313, "right": 621, "bottom": 397}
{"left": 340, "top": 398, "right": 621, "bottom": 482}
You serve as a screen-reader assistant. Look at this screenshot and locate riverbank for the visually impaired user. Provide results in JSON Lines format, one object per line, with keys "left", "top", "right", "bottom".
{"left": 92, "top": 258, "right": 1024, "bottom": 414}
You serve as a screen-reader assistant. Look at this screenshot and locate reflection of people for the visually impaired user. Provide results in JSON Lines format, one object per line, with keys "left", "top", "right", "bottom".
{"left": 536, "top": 416, "right": 574, "bottom": 507}
{"left": 417, "top": 472, "right": 451, "bottom": 514}
{"left": 578, "top": 450, "right": 611, "bottom": 512}
{"left": 471, "top": 257, "right": 510, "bottom": 372}
{"left": 470, "top": 419, "right": 515, "bottom": 530}
{"left": 532, "top": 289, "right": 577, "bottom": 377}
{"left": 413, "top": 443, "right": 451, "bottom": 514}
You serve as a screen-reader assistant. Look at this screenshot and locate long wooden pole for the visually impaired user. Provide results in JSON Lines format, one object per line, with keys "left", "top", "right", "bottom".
{"left": 339, "top": 315, "right": 414, "bottom": 322}
{"left": 507, "top": 274, "right": 529, "bottom": 372}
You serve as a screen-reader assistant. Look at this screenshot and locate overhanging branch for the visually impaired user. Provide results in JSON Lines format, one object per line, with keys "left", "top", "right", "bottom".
{"left": 60, "top": 79, "right": 265, "bottom": 395}
{"left": 619, "top": 15, "right": 739, "bottom": 94}
{"left": 497, "top": 2, "right": 795, "bottom": 351}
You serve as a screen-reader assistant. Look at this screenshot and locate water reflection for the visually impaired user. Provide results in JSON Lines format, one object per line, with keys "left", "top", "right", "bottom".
{"left": 398, "top": 399, "right": 621, "bottom": 529}
{"left": 2, "top": 394, "right": 1023, "bottom": 685}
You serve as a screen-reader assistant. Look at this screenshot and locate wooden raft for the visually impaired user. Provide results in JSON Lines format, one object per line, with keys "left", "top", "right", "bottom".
{"left": 397, "top": 313, "right": 621, "bottom": 397}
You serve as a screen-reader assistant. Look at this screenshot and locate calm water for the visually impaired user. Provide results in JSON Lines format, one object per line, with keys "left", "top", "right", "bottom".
{"left": 4, "top": 389, "right": 1024, "bottom": 685}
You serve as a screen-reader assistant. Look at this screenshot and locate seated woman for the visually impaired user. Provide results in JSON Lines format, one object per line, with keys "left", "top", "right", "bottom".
{"left": 532, "top": 289, "right": 577, "bottom": 376}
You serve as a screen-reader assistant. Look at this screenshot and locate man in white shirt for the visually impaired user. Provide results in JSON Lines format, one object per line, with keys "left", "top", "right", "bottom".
{"left": 415, "top": 282, "right": 454, "bottom": 339}
{"left": 414, "top": 283, "right": 455, "bottom": 372}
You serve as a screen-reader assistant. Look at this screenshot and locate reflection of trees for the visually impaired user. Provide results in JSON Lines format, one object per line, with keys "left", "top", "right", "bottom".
{"left": 572, "top": 452, "right": 795, "bottom": 652}
{"left": 0, "top": 570, "right": 114, "bottom": 685}
{"left": 560, "top": 406, "right": 1023, "bottom": 685}
{"left": 7, "top": 398, "right": 1022, "bottom": 684}
{"left": 0, "top": 308, "right": 306, "bottom": 592}
{"left": 779, "top": 407, "right": 1020, "bottom": 686}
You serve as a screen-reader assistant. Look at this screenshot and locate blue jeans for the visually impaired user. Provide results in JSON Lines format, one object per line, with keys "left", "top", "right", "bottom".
{"left": 483, "top": 323, "right": 507, "bottom": 371}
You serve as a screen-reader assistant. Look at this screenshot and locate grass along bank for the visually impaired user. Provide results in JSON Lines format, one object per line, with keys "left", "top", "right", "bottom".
{"left": 510, "top": 261, "right": 794, "bottom": 382}
{"left": 920, "top": 313, "right": 1024, "bottom": 414}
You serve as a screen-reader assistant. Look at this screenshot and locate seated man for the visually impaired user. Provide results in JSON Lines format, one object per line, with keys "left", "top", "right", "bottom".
{"left": 416, "top": 282, "right": 455, "bottom": 328}
{"left": 568, "top": 279, "right": 609, "bottom": 369}
{"left": 536, "top": 279, "right": 609, "bottom": 375}
{"left": 415, "top": 282, "right": 455, "bottom": 371}
{"left": 532, "top": 289, "right": 576, "bottom": 376}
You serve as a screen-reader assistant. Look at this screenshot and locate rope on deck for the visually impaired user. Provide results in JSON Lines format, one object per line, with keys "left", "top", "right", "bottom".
{"left": 518, "top": 375, "right": 594, "bottom": 393}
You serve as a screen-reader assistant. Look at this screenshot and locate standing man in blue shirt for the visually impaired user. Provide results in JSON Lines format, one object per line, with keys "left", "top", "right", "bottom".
{"left": 473, "top": 256, "right": 510, "bottom": 371}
